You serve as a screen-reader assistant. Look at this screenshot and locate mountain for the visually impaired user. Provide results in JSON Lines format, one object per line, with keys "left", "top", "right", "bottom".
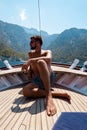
{"left": 0, "top": 20, "right": 87, "bottom": 64}
{"left": 0, "top": 20, "right": 58, "bottom": 60}
{"left": 48, "top": 28, "right": 87, "bottom": 64}
{"left": 0, "top": 20, "right": 56, "bottom": 52}
{"left": 23, "top": 27, "right": 58, "bottom": 48}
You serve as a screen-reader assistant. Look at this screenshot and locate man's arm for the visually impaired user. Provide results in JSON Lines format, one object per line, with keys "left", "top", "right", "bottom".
{"left": 22, "top": 50, "right": 52, "bottom": 73}
{"left": 26, "top": 50, "right": 52, "bottom": 66}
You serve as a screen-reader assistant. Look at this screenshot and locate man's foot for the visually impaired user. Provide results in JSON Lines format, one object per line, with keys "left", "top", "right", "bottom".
{"left": 46, "top": 96, "right": 57, "bottom": 116}
{"left": 60, "top": 93, "right": 71, "bottom": 100}
{"left": 52, "top": 90, "right": 71, "bottom": 101}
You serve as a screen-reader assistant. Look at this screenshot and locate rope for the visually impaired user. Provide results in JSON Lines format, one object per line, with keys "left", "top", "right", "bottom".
{"left": 38, "top": 0, "right": 41, "bottom": 35}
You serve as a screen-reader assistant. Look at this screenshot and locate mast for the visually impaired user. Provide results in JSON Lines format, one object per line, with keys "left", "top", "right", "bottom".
{"left": 38, "top": 0, "right": 41, "bottom": 36}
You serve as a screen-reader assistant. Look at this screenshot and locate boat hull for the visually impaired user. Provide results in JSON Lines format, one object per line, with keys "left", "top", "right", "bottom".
{"left": 0, "top": 63, "right": 87, "bottom": 95}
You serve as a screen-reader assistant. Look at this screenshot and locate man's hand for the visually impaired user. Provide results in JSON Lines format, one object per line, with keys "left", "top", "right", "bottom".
{"left": 21, "top": 63, "right": 28, "bottom": 73}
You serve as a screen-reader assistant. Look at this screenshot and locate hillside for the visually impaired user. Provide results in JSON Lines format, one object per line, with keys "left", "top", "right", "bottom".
{"left": 0, "top": 20, "right": 87, "bottom": 65}
{"left": 0, "top": 20, "right": 57, "bottom": 60}
{"left": 48, "top": 28, "right": 87, "bottom": 64}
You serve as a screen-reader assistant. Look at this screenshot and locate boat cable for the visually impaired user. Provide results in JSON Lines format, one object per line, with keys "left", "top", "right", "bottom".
{"left": 38, "top": 0, "right": 41, "bottom": 36}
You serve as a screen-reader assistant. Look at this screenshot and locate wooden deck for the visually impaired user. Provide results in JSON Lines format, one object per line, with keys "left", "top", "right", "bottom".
{"left": 0, "top": 85, "right": 87, "bottom": 130}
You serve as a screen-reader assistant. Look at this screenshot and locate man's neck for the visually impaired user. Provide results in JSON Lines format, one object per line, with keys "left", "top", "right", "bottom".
{"left": 35, "top": 48, "right": 41, "bottom": 53}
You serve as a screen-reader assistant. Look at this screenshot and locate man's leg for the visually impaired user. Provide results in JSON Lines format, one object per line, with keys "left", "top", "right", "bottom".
{"left": 36, "top": 60, "right": 51, "bottom": 93}
{"left": 36, "top": 59, "right": 57, "bottom": 116}
{"left": 22, "top": 60, "right": 71, "bottom": 116}
{"left": 22, "top": 83, "right": 70, "bottom": 99}
{"left": 22, "top": 83, "right": 45, "bottom": 97}
{"left": 22, "top": 83, "right": 70, "bottom": 116}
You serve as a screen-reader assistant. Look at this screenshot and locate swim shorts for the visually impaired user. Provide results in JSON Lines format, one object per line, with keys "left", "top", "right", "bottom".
{"left": 31, "top": 72, "right": 56, "bottom": 90}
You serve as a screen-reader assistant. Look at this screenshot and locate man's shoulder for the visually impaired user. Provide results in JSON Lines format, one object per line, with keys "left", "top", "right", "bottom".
{"left": 28, "top": 50, "right": 35, "bottom": 57}
{"left": 42, "top": 49, "right": 51, "bottom": 53}
{"left": 28, "top": 50, "right": 35, "bottom": 54}
{"left": 41, "top": 50, "right": 52, "bottom": 57}
{"left": 45, "top": 50, "right": 52, "bottom": 55}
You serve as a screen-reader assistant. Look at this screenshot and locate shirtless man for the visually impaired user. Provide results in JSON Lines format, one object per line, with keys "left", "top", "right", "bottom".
{"left": 22, "top": 35, "right": 71, "bottom": 116}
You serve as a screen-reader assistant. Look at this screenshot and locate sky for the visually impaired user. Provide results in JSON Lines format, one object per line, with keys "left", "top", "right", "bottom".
{"left": 0, "top": 0, "right": 87, "bottom": 34}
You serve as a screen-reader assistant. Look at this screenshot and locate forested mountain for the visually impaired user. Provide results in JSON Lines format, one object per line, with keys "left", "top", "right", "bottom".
{"left": 0, "top": 20, "right": 56, "bottom": 60}
{"left": 0, "top": 20, "right": 29, "bottom": 60}
{"left": 0, "top": 20, "right": 87, "bottom": 64}
{"left": 48, "top": 28, "right": 87, "bottom": 64}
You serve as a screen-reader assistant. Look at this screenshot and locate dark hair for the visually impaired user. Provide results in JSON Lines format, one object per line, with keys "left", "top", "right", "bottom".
{"left": 30, "top": 35, "right": 43, "bottom": 46}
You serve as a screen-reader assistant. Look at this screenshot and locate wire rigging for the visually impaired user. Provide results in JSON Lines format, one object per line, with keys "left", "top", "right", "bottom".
{"left": 38, "top": 0, "right": 41, "bottom": 35}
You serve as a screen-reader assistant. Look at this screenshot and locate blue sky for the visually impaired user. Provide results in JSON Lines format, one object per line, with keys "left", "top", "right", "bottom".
{"left": 0, "top": 0, "right": 87, "bottom": 34}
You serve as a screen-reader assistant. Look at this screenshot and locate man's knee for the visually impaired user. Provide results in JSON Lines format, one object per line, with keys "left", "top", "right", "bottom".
{"left": 37, "top": 60, "right": 46, "bottom": 67}
{"left": 36, "top": 60, "right": 50, "bottom": 76}
{"left": 22, "top": 86, "right": 29, "bottom": 97}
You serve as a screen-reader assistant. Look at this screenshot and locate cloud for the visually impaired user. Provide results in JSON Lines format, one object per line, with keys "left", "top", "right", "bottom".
{"left": 20, "top": 9, "right": 27, "bottom": 21}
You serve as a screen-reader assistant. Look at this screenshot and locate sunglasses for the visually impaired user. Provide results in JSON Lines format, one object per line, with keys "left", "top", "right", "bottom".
{"left": 30, "top": 40, "right": 35, "bottom": 44}
{"left": 30, "top": 40, "right": 39, "bottom": 44}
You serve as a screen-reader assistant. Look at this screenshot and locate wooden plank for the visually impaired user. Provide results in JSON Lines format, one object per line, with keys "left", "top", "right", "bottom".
{"left": 51, "top": 66, "right": 87, "bottom": 76}
{"left": 0, "top": 65, "right": 87, "bottom": 77}
{"left": 0, "top": 67, "right": 22, "bottom": 76}
{"left": 0, "top": 89, "right": 20, "bottom": 128}
{"left": 70, "top": 92, "right": 87, "bottom": 111}
{"left": 0, "top": 89, "right": 19, "bottom": 114}
{"left": 18, "top": 99, "right": 35, "bottom": 130}
{"left": 28, "top": 100, "right": 37, "bottom": 130}
{"left": 2, "top": 96, "right": 27, "bottom": 130}
{"left": 10, "top": 99, "right": 31, "bottom": 130}
{"left": 36, "top": 99, "right": 42, "bottom": 130}
{"left": 40, "top": 98, "right": 48, "bottom": 130}
{"left": 0, "top": 91, "right": 17, "bottom": 112}
{"left": 0, "top": 87, "right": 87, "bottom": 130}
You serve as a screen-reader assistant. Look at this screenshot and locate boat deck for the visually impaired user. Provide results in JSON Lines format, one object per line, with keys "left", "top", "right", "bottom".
{"left": 0, "top": 85, "right": 87, "bottom": 130}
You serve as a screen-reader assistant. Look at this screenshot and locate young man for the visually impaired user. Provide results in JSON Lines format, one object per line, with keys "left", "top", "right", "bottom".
{"left": 22, "top": 35, "right": 71, "bottom": 116}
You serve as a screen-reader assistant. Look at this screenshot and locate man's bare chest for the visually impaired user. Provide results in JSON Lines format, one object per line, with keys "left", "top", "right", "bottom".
{"left": 30, "top": 52, "right": 47, "bottom": 58}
